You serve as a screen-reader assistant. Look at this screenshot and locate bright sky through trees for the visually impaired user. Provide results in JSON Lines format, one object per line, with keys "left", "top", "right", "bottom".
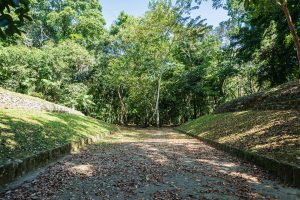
{"left": 100, "top": 0, "right": 229, "bottom": 27}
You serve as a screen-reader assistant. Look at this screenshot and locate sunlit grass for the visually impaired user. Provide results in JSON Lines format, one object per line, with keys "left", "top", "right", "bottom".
{"left": 97, "top": 127, "right": 190, "bottom": 145}
{"left": 0, "top": 109, "right": 117, "bottom": 164}
{"left": 180, "top": 110, "right": 300, "bottom": 166}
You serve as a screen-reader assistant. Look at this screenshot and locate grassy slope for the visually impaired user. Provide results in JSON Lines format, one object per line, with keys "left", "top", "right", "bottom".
{"left": 0, "top": 109, "right": 117, "bottom": 165}
{"left": 179, "top": 110, "right": 300, "bottom": 166}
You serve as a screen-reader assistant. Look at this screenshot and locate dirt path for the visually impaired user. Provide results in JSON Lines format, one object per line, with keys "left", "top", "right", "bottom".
{"left": 1, "top": 128, "right": 300, "bottom": 200}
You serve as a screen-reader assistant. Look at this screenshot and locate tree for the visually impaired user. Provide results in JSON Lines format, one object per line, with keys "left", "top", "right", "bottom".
{"left": 25, "top": 0, "right": 106, "bottom": 48}
{"left": 273, "top": 0, "right": 300, "bottom": 71}
{"left": 100, "top": 0, "right": 215, "bottom": 126}
{"left": 241, "top": 0, "right": 300, "bottom": 76}
{"left": 179, "top": 0, "right": 300, "bottom": 72}
{"left": 0, "top": 0, "right": 31, "bottom": 38}
{"left": 224, "top": 0, "right": 299, "bottom": 86}
{"left": 147, "top": 1, "right": 178, "bottom": 127}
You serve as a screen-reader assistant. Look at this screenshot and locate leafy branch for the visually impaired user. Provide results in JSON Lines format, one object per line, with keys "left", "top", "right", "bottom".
{"left": 0, "top": 0, "right": 32, "bottom": 38}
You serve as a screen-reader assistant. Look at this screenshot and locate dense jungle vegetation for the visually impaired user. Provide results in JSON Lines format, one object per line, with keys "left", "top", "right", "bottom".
{"left": 0, "top": 0, "right": 299, "bottom": 126}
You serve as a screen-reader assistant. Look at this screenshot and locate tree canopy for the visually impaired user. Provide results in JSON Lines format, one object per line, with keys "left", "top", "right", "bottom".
{"left": 0, "top": 0, "right": 31, "bottom": 37}
{"left": 0, "top": 0, "right": 299, "bottom": 126}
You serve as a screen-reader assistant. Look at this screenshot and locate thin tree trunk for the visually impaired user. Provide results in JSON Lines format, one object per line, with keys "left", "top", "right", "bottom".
{"left": 276, "top": 0, "right": 300, "bottom": 74}
{"left": 117, "top": 86, "right": 127, "bottom": 125}
{"left": 193, "top": 97, "right": 197, "bottom": 119}
{"left": 155, "top": 65, "right": 164, "bottom": 128}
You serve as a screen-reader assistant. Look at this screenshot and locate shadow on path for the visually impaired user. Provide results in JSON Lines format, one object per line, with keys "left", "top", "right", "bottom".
{"left": 1, "top": 128, "right": 300, "bottom": 200}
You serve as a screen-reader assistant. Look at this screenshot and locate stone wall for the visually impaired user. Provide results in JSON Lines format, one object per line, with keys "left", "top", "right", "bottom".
{"left": 215, "top": 80, "right": 300, "bottom": 113}
{"left": 0, "top": 88, "right": 83, "bottom": 116}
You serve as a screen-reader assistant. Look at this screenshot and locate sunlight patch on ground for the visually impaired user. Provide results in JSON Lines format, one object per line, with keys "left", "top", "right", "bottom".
{"left": 228, "top": 171, "right": 260, "bottom": 184}
{"left": 252, "top": 136, "right": 299, "bottom": 151}
{"left": 179, "top": 110, "right": 300, "bottom": 166}
{"left": 69, "top": 164, "right": 95, "bottom": 177}
{"left": 197, "top": 159, "right": 260, "bottom": 184}
{"left": 197, "top": 159, "right": 236, "bottom": 168}
{"left": 4, "top": 138, "right": 18, "bottom": 150}
{"left": 3, "top": 128, "right": 300, "bottom": 200}
{"left": 217, "top": 124, "right": 269, "bottom": 144}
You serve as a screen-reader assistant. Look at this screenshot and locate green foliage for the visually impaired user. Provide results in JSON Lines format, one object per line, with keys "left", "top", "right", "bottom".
{"left": 25, "top": 0, "right": 106, "bottom": 48}
{"left": 0, "top": 41, "right": 95, "bottom": 110}
{"left": 0, "top": 0, "right": 299, "bottom": 126}
{"left": 0, "top": 0, "right": 31, "bottom": 38}
{"left": 178, "top": 0, "right": 300, "bottom": 87}
{"left": 227, "top": 0, "right": 300, "bottom": 86}
{"left": 61, "top": 83, "right": 95, "bottom": 113}
{"left": 94, "top": 1, "right": 227, "bottom": 125}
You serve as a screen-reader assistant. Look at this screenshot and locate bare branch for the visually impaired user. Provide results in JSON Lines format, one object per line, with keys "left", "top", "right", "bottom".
{"left": 275, "top": 0, "right": 282, "bottom": 6}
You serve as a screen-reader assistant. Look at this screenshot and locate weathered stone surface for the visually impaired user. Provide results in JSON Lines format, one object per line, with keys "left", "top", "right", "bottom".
{"left": 215, "top": 80, "right": 300, "bottom": 113}
{"left": 0, "top": 88, "right": 83, "bottom": 116}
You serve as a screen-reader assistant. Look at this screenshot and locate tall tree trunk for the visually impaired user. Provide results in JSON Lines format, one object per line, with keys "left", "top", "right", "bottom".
{"left": 155, "top": 65, "right": 164, "bottom": 128}
{"left": 117, "top": 86, "right": 127, "bottom": 125}
{"left": 276, "top": 0, "right": 300, "bottom": 75}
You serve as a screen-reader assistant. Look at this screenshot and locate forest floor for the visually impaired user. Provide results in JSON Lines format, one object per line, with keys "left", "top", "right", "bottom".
{"left": 1, "top": 128, "right": 300, "bottom": 200}
{"left": 178, "top": 110, "right": 300, "bottom": 166}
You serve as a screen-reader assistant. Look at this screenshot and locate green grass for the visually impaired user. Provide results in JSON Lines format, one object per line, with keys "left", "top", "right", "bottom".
{"left": 0, "top": 109, "right": 117, "bottom": 165}
{"left": 179, "top": 110, "right": 300, "bottom": 166}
